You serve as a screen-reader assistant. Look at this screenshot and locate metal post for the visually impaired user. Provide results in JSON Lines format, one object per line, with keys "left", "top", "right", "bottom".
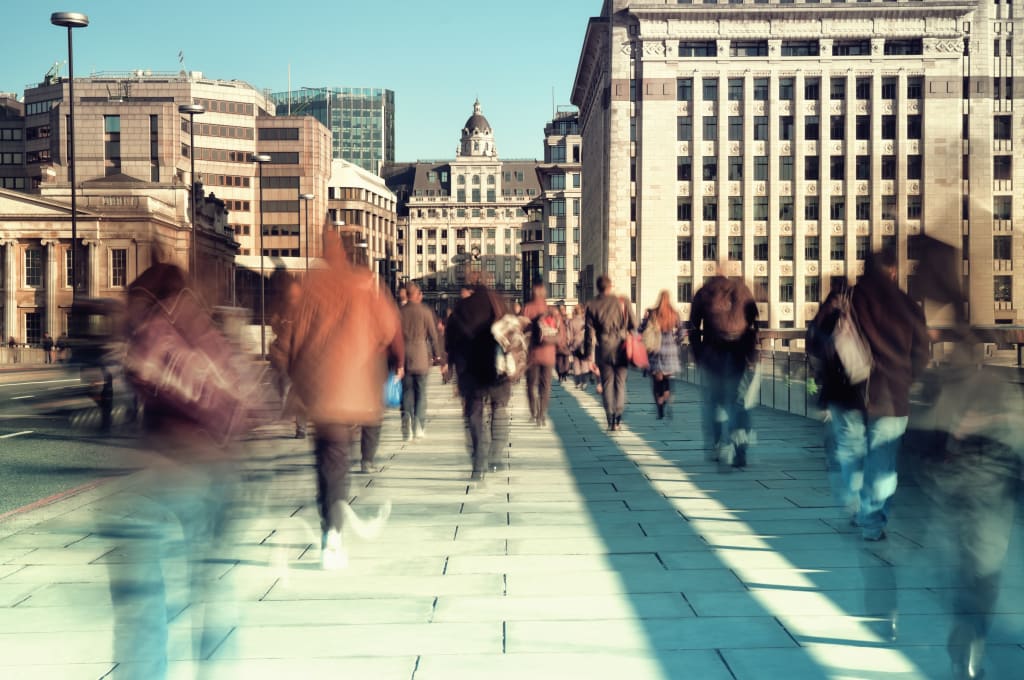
{"left": 66, "top": 26, "right": 77, "bottom": 298}
{"left": 252, "top": 154, "right": 271, "bottom": 358}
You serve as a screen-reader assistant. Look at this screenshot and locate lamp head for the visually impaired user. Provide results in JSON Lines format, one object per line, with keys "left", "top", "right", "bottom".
{"left": 178, "top": 103, "right": 205, "bottom": 115}
{"left": 299, "top": 193, "right": 315, "bottom": 200}
{"left": 251, "top": 153, "right": 271, "bottom": 163}
{"left": 51, "top": 12, "right": 89, "bottom": 28}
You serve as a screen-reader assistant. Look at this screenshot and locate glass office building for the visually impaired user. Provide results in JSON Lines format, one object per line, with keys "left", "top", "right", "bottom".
{"left": 269, "top": 87, "right": 395, "bottom": 173}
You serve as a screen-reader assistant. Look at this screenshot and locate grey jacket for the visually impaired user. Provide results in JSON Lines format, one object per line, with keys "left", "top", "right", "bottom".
{"left": 585, "top": 294, "right": 637, "bottom": 367}
{"left": 400, "top": 302, "right": 441, "bottom": 375}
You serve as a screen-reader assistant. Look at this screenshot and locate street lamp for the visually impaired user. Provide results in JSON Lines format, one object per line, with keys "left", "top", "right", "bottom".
{"left": 299, "top": 192, "right": 314, "bottom": 273}
{"left": 51, "top": 11, "right": 88, "bottom": 299}
{"left": 179, "top": 103, "right": 204, "bottom": 275}
{"left": 252, "top": 153, "right": 271, "bottom": 358}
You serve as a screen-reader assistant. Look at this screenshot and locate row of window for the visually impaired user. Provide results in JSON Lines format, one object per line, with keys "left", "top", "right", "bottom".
{"left": 549, "top": 198, "right": 581, "bottom": 217}
{"left": 677, "top": 76, "right": 924, "bottom": 103}
{"left": 676, "top": 114, "right": 920, "bottom": 142}
{"left": 548, "top": 173, "right": 581, "bottom": 190}
{"left": 191, "top": 147, "right": 255, "bottom": 163}
{"left": 192, "top": 98, "right": 256, "bottom": 117}
{"left": 257, "top": 127, "right": 301, "bottom": 141}
{"left": 0, "top": 177, "right": 25, "bottom": 189}
{"left": 676, "top": 194, "right": 923, "bottom": 221}
{"left": 675, "top": 39, "right": 922, "bottom": 59}
{"left": 0, "top": 153, "right": 23, "bottom": 165}
{"left": 183, "top": 120, "right": 256, "bottom": 141}
{"left": 0, "top": 128, "right": 23, "bottom": 141}
{"left": 678, "top": 154, "right": 923, "bottom": 182}
{"left": 17, "top": 247, "right": 128, "bottom": 288}
{"left": 209, "top": 174, "right": 251, "bottom": 188}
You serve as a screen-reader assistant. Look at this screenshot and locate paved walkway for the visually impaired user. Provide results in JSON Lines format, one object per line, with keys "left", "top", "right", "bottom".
{"left": 1, "top": 372, "right": 1023, "bottom": 679}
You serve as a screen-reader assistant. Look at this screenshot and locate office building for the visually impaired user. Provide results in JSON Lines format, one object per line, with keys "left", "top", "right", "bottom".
{"left": 0, "top": 94, "right": 25, "bottom": 192}
{"left": 383, "top": 100, "right": 540, "bottom": 311}
{"left": 326, "top": 158, "right": 399, "bottom": 288}
{"left": 269, "top": 87, "right": 396, "bottom": 173}
{"left": 572, "top": 0, "right": 1020, "bottom": 326}
{"left": 534, "top": 108, "right": 583, "bottom": 307}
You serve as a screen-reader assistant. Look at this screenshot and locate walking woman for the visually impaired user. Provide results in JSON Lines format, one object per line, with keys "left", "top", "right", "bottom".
{"left": 639, "top": 290, "right": 684, "bottom": 420}
{"left": 568, "top": 305, "right": 591, "bottom": 389}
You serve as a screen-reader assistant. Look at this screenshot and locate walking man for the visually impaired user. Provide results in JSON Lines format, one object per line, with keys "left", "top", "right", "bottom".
{"left": 585, "top": 275, "right": 636, "bottom": 431}
{"left": 816, "top": 248, "right": 928, "bottom": 541}
{"left": 400, "top": 283, "right": 442, "bottom": 440}
{"left": 523, "top": 280, "right": 563, "bottom": 426}
{"left": 280, "top": 235, "right": 403, "bottom": 568}
{"left": 689, "top": 268, "right": 759, "bottom": 471}
{"left": 446, "top": 275, "right": 512, "bottom": 480}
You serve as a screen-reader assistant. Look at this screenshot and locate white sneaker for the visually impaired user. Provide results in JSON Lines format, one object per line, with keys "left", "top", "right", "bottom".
{"left": 320, "top": 529, "right": 348, "bottom": 570}
{"left": 414, "top": 424, "right": 426, "bottom": 439}
{"left": 403, "top": 432, "right": 413, "bottom": 442}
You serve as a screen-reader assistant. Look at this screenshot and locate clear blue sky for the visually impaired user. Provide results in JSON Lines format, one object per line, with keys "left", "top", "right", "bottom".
{"left": 3, "top": 1, "right": 598, "bottom": 161}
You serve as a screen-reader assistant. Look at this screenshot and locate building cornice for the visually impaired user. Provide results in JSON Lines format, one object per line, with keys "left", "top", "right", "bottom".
{"left": 572, "top": 17, "right": 610, "bottom": 114}
{"left": 625, "top": 1, "right": 978, "bottom": 23}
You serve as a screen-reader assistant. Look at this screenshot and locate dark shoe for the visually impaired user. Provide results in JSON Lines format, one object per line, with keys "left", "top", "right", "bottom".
{"left": 656, "top": 403, "right": 664, "bottom": 420}
{"left": 294, "top": 429, "right": 307, "bottom": 439}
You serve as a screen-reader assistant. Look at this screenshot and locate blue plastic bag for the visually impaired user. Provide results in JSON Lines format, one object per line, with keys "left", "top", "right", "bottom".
{"left": 384, "top": 372, "right": 402, "bottom": 408}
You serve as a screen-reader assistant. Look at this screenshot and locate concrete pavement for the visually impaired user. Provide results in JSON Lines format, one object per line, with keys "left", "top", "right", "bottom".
{"left": 0, "top": 371, "right": 1023, "bottom": 679}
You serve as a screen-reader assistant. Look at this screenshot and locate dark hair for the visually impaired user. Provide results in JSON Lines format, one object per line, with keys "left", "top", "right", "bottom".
{"left": 597, "top": 275, "right": 612, "bottom": 293}
{"left": 865, "top": 247, "right": 898, "bottom": 277}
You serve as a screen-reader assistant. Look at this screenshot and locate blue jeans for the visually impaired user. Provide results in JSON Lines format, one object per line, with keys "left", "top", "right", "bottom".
{"left": 701, "top": 367, "right": 752, "bottom": 466}
{"left": 98, "top": 458, "right": 236, "bottom": 679}
{"left": 828, "top": 406, "right": 908, "bottom": 539}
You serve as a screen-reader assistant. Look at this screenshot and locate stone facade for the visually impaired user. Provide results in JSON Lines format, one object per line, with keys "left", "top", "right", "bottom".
{"left": 573, "top": 0, "right": 1020, "bottom": 326}
{"left": 326, "top": 158, "right": 399, "bottom": 285}
{"left": 0, "top": 183, "right": 237, "bottom": 344}
{"left": 383, "top": 101, "right": 541, "bottom": 312}
{"left": 536, "top": 109, "right": 583, "bottom": 308}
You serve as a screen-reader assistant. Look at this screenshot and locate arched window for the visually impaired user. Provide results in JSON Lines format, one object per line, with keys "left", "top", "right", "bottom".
{"left": 457, "top": 175, "right": 465, "bottom": 185}
{"left": 487, "top": 175, "right": 495, "bottom": 185}
{"left": 472, "top": 175, "right": 480, "bottom": 185}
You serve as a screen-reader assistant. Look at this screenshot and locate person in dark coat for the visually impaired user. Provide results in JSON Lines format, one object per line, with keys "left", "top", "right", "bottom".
{"left": 523, "top": 281, "right": 563, "bottom": 426}
{"left": 824, "top": 248, "right": 929, "bottom": 541}
{"left": 585, "top": 275, "right": 637, "bottom": 431}
{"left": 400, "top": 283, "right": 443, "bottom": 440}
{"left": 689, "top": 270, "right": 759, "bottom": 470}
{"left": 446, "top": 278, "right": 510, "bottom": 480}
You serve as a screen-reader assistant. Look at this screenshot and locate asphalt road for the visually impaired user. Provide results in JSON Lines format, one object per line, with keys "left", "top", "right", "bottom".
{"left": 0, "top": 365, "right": 140, "bottom": 516}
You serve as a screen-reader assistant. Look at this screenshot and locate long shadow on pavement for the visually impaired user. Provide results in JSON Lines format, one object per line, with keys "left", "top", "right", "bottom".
{"left": 545, "top": 374, "right": 1024, "bottom": 679}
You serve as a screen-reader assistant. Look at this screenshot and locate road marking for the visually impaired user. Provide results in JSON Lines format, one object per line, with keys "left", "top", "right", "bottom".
{"left": 1, "top": 378, "right": 79, "bottom": 388}
{"left": 0, "top": 430, "right": 33, "bottom": 439}
{"left": 0, "top": 477, "right": 110, "bottom": 522}
{"left": 11, "top": 395, "right": 33, "bottom": 400}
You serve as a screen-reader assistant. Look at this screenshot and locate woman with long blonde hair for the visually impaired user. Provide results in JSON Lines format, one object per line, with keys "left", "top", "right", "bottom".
{"left": 639, "top": 290, "right": 684, "bottom": 419}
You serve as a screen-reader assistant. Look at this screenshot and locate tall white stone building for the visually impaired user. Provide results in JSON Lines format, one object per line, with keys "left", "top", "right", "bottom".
{"left": 573, "top": 0, "right": 1021, "bottom": 327}
{"left": 384, "top": 101, "right": 540, "bottom": 310}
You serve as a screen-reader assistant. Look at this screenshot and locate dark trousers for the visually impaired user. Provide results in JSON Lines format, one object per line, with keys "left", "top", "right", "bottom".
{"left": 526, "top": 364, "right": 552, "bottom": 421}
{"left": 401, "top": 373, "right": 428, "bottom": 432}
{"left": 598, "top": 362, "right": 628, "bottom": 425}
{"left": 360, "top": 424, "right": 381, "bottom": 463}
{"left": 702, "top": 366, "right": 752, "bottom": 467}
{"left": 313, "top": 423, "right": 381, "bottom": 532}
{"left": 464, "top": 382, "right": 511, "bottom": 471}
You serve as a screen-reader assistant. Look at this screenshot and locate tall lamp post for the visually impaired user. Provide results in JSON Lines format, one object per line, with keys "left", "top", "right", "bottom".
{"left": 50, "top": 11, "right": 88, "bottom": 300}
{"left": 299, "top": 192, "right": 314, "bottom": 274}
{"left": 252, "top": 153, "right": 271, "bottom": 358}
{"left": 178, "top": 103, "right": 205, "bottom": 275}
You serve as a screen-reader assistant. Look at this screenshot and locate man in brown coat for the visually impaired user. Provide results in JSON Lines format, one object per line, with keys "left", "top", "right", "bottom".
{"left": 279, "top": 235, "right": 403, "bottom": 569}
{"left": 523, "top": 280, "right": 562, "bottom": 426}
{"left": 400, "top": 283, "right": 442, "bottom": 440}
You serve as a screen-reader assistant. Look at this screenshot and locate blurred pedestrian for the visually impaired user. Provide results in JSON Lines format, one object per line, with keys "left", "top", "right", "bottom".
{"left": 279, "top": 235, "right": 403, "bottom": 569}
{"left": 638, "top": 290, "right": 684, "bottom": 420}
{"left": 269, "top": 276, "right": 308, "bottom": 439}
{"left": 689, "top": 267, "right": 759, "bottom": 471}
{"left": 585, "top": 275, "right": 636, "bottom": 431}
{"left": 554, "top": 303, "right": 572, "bottom": 384}
{"left": 105, "top": 245, "right": 249, "bottom": 678}
{"left": 8, "top": 336, "right": 16, "bottom": 364}
{"left": 42, "top": 334, "right": 54, "bottom": 364}
{"left": 523, "top": 280, "right": 564, "bottom": 426}
{"left": 817, "top": 248, "right": 928, "bottom": 540}
{"left": 56, "top": 334, "right": 68, "bottom": 362}
{"left": 568, "top": 305, "right": 593, "bottom": 390}
{"left": 397, "top": 285, "right": 409, "bottom": 308}
{"left": 400, "top": 283, "right": 443, "bottom": 440}
{"left": 446, "top": 276, "right": 512, "bottom": 481}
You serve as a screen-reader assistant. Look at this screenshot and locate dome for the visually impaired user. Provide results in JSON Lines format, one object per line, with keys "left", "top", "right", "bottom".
{"left": 462, "top": 99, "right": 491, "bottom": 134}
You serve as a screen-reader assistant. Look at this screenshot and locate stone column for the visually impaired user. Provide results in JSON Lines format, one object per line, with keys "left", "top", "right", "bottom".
{"left": 82, "top": 239, "right": 100, "bottom": 298}
{"left": 0, "top": 240, "right": 16, "bottom": 342}
{"left": 41, "top": 239, "right": 59, "bottom": 339}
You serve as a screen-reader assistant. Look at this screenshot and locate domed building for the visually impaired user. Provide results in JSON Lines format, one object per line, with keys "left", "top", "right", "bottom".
{"left": 382, "top": 100, "right": 542, "bottom": 312}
